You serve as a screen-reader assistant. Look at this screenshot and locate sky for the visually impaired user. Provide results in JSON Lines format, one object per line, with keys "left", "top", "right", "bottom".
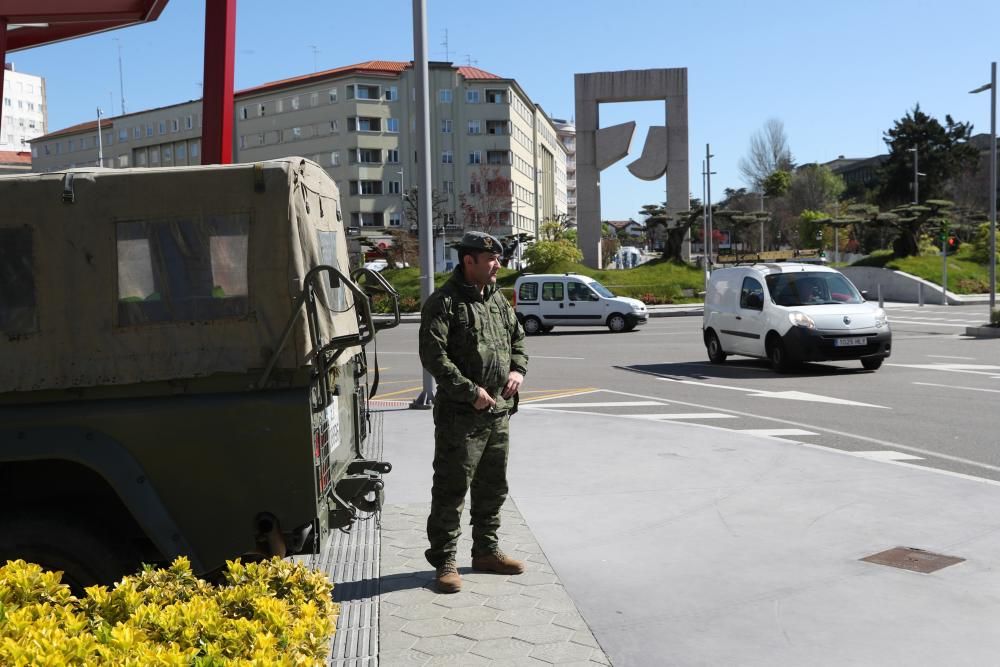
{"left": 7, "top": 0, "right": 1000, "bottom": 221}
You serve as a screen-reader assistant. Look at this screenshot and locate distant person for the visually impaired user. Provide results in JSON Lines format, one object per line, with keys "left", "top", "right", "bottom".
{"left": 418, "top": 231, "right": 529, "bottom": 594}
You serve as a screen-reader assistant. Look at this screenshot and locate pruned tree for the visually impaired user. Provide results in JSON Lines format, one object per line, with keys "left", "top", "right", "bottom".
{"left": 402, "top": 186, "right": 450, "bottom": 229}
{"left": 458, "top": 166, "right": 513, "bottom": 234}
{"left": 738, "top": 118, "right": 795, "bottom": 190}
{"left": 641, "top": 200, "right": 702, "bottom": 263}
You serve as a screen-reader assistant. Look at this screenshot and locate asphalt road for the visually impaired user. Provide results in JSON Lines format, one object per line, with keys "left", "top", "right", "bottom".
{"left": 371, "top": 302, "right": 1000, "bottom": 482}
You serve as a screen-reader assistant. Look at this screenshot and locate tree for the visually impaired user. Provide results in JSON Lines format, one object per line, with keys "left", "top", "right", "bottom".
{"left": 738, "top": 118, "right": 794, "bottom": 190}
{"left": 877, "top": 104, "right": 979, "bottom": 207}
{"left": 402, "top": 186, "right": 449, "bottom": 228}
{"left": 762, "top": 170, "right": 791, "bottom": 197}
{"left": 522, "top": 240, "right": 582, "bottom": 271}
{"left": 641, "top": 199, "right": 703, "bottom": 263}
{"left": 458, "top": 166, "right": 513, "bottom": 234}
{"left": 786, "top": 164, "right": 845, "bottom": 215}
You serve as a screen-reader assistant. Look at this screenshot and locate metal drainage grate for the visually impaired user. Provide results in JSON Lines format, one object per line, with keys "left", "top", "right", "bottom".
{"left": 861, "top": 546, "right": 965, "bottom": 574}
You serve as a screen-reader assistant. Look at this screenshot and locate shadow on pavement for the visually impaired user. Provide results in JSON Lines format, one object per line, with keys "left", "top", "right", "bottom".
{"left": 620, "top": 360, "right": 871, "bottom": 381}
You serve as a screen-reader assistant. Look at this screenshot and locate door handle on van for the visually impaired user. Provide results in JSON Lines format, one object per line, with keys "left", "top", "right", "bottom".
{"left": 559, "top": 303, "right": 564, "bottom": 308}
{"left": 735, "top": 315, "right": 742, "bottom": 320}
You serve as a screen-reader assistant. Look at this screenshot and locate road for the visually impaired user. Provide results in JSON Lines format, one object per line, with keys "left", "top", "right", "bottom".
{"left": 371, "top": 303, "right": 1000, "bottom": 482}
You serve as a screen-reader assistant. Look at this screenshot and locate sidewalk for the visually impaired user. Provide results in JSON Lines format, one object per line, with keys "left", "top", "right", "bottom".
{"left": 363, "top": 404, "right": 1000, "bottom": 666}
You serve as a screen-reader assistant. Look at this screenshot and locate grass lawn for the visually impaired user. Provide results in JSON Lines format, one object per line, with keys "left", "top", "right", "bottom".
{"left": 376, "top": 258, "right": 705, "bottom": 311}
{"left": 851, "top": 249, "right": 996, "bottom": 294}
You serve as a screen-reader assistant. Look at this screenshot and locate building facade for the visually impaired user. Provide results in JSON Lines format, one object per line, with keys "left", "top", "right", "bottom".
{"left": 30, "top": 60, "right": 567, "bottom": 269}
{"left": 552, "top": 118, "right": 577, "bottom": 224}
{"left": 2, "top": 63, "right": 47, "bottom": 152}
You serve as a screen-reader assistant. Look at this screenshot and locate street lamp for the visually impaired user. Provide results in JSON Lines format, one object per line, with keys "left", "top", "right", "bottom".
{"left": 907, "top": 147, "right": 925, "bottom": 204}
{"left": 703, "top": 146, "right": 716, "bottom": 290}
{"left": 758, "top": 191, "right": 768, "bottom": 251}
{"left": 970, "top": 61, "right": 998, "bottom": 313}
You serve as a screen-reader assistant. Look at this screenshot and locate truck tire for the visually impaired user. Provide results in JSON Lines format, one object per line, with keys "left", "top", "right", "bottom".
{"left": 0, "top": 512, "right": 140, "bottom": 592}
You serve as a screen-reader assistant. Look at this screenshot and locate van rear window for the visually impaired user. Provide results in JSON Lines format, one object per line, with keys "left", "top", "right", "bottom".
{"left": 116, "top": 214, "right": 250, "bottom": 325}
{"left": 0, "top": 227, "right": 38, "bottom": 336}
{"left": 518, "top": 282, "right": 538, "bottom": 302}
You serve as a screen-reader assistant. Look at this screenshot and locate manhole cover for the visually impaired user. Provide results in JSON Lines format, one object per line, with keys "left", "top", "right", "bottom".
{"left": 861, "top": 546, "right": 965, "bottom": 574}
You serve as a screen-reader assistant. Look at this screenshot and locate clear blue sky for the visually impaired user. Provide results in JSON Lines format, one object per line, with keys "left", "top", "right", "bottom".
{"left": 9, "top": 0, "right": 1000, "bottom": 221}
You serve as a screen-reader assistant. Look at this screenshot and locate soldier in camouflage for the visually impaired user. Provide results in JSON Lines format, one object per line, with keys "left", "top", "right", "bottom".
{"left": 418, "top": 231, "right": 529, "bottom": 593}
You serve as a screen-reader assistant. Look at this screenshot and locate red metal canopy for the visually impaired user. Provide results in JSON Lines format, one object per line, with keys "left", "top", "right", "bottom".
{"left": 2, "top": 0, "right": 169, "bottom": 52}
{"left": 2, "top": 0, "right": 235, "bottom": 165}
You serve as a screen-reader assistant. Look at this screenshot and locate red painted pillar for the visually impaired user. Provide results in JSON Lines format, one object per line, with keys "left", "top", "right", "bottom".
{"left": 201, "top": 0, "right": 236, "bottom": 164}
{"left": 0, "top": 19, "right": 8, "bottom": 142}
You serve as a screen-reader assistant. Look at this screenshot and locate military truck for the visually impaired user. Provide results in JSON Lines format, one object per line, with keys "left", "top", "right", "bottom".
{"left": 0, "top": 158, "right": 397, "bottom": 589}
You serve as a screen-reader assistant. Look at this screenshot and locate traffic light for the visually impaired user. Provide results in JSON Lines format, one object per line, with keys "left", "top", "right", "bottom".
{"left": 946, "top": 235, "right": 960, "bottom": 254}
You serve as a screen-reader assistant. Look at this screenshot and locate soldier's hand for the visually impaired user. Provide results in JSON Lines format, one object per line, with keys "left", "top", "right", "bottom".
{"left": 501, "top": 371, "right": 523, "bottom": 399}
{"left": 473, "top": 386, "right": 496, "bottom": 411}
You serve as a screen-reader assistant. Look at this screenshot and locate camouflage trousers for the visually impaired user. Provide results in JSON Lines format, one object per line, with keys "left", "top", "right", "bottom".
{"left": 425, "top": 404, "right": 510, "bottom": 568}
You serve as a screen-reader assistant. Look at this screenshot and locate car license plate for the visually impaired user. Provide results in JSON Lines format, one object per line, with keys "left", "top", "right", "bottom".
{"left": 834, "top": 337, "right": 867, "bottom": 347}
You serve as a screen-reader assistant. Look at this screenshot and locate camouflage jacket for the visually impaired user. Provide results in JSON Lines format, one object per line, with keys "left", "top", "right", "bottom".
{"left": 419, "top": 267, "right": 528, "bottom": 413}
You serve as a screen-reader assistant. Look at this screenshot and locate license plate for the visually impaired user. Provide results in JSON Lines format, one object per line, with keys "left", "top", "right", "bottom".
{"left": 834, "top": 337, "right": 867, "bottom": 347}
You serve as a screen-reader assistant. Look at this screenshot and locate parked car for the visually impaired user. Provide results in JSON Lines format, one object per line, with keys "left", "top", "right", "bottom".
{"left": 513, "top": 273, "right": 647, "bottom": 333}
{"left": 702, "top": 263, "right": 891, "bottom": 371}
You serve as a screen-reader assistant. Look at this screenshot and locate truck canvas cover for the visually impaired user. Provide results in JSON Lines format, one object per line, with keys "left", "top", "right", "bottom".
{"left": 0, "top": 158, "right": 356, "bottom": 393}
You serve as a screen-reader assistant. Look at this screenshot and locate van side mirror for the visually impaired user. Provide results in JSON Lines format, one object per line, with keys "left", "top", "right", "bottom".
{"left": 860, "top": 290, "right": 869, "bottom": 300}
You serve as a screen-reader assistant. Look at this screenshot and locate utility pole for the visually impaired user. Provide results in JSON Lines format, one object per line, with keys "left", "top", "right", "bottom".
{"left": 114, "top": 38, "right": 126, "bottom": 115}
{"left": 411, "top": 0, "right": 435, "bottom": 409}
{"left": 759, "top": 191, "right": 767, "bottom": 251}
{"left": 970, "top": 62, "right": 997, "bottom": 313}
{"left": 705, "top": 144, "right": 715, "bottom": 277}
{"left": 96, "top": 108, "right": 104, "bottom": 167}
{"left": 908, "top": 146, "right": 919, "bottom": 204}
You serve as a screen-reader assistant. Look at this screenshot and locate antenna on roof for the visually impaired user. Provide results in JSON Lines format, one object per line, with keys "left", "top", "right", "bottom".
{"left": 440, "top": 29, "right": 451, "bottom": 62}
{"left": 113, "top": 38, "right": 126, "bottom": 115}
{"left": 464, "top": 54, "right": 478, "bottom": 67}
{"left": 309, "top": 45, "right": 320, "bottom": 72}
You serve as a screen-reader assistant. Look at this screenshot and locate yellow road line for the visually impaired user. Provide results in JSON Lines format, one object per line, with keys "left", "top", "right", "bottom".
{"left": 372, "top": 385, "right": 423, "bottom": 399}
{"left": 521, "top": 387, "right": 599, "bottom": 403}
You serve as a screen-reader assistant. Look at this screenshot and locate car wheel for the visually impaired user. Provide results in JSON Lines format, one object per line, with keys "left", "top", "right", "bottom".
{"left": 607, "top": 313, "right": 627, "bottom": 332}
{"left": 861, "top": 357, "right": 883, "bottom": 371}
{"left": 706, "top": 331, "right": 727, "bottom": 363}
{"left": 768, "top": 338, "right": 793, "bottom": 373}
{"left": 523, "top": 316, "right": 542, "bottom": 335}
{"left": 0, "top": 511, "right": 140, "bottom": 593}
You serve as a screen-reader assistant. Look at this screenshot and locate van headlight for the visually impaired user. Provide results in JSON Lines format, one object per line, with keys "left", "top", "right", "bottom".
{"left": 874, "top": 308, "right": 888, "bottom": 328}
{"left": 631, "top": 303, "right": 646, "bottom": 313}
{"left": 788, "top": 311, "right": 815, "bottom": 329}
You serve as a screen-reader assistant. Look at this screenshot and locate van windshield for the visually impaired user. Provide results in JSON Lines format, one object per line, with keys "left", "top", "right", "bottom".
{"left": 765, "top": 272, "right": 864, "bottom": 306}
{"left": 590, "top": 281, "right": 615, "bottom": 298}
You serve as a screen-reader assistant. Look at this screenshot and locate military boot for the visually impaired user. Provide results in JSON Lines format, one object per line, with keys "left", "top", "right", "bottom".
{"left": 434, "top": 559, "right": 462, "bottom": 593}
{"left": 471, "top": 550, "right": 525, "bottom": 575}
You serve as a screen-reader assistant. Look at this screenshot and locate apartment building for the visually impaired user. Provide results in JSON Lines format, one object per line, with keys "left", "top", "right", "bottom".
{"left": 2, "top": 63, "right": 47, "bottom": 152}
{"left": 552, "top": 118, "right": 577, "bottom": 224}
{"left": 30, "top": 60, "right": 567, "bottom": 269}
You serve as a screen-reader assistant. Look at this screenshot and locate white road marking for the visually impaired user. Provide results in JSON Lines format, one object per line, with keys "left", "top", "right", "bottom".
{"left": 889, "top": 319, "right": 972, "bottom": 328}
{"left": 888, "top": 363, "right": 1000, "bottom": 377}
{"left": 655, "top": 377, "right": 890, "bottom": 408}
{"left": 852, "top": 451, "right": 925, "bottom": 462}
{"left": 913, "top": 382, "right": 1000, "bottom": 394}
{"left": 601, "top": 386, "right": 1000, "bottom": 477}
{"left": 736, "top": 429, "right": 817, "bottom": 437}
{"left": 620, "top": 412, "right": 736, "bottom": 420}
{"left": 520, "top": 400, "right": 664, "bottom": 408}
{"left": 530, "top": 355, "right": 585, "bottom": 360}
{"left": 927, "top": 355, "right": 976, "bottom": 360}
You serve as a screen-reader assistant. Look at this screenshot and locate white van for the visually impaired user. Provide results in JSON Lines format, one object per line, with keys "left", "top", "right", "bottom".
{"left": 513, "top": 273, "right": 648, "bottom": 334}
{"left": 702, "top": 263, "right": 891, "bottom": 371}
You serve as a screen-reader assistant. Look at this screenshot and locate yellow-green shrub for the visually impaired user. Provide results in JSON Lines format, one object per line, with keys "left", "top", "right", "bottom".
{"left": 0, "top": 556, "right": 337, "bottom": 666}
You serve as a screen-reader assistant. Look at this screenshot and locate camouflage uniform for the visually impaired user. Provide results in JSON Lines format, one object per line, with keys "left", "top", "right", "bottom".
{"left": 418, "top": 236, "right": 528, "bottom": 568}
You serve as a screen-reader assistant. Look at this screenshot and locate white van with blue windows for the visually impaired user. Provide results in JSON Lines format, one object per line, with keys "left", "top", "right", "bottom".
{"left": 513, "top": 273, "right": 648, "bottom": 334}
{"left": 702, "top": 263, "right": 891, "bottom": 371}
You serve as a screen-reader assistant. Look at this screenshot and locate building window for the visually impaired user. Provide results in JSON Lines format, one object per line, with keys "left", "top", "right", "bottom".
{"left": 386, "top": 149, "right": 399, "bottom": 163}
{"left": 351, "top": 212, "right": 384, "bottom": 227}
{"left": 354, "top": 148, "right": 382, "bottom": 164}
{"left": 387, "top": 180, "right": 401, "bottom": 195}
{"left": 159, "top": 121, "right": 166, "bottom": 134}
{"left": 486, "top": 89, "right": 506, "bottom": 104}
{"left": 468, "top": 120, "right": 481, "bottom": 135}
{"left": 349, "top": 84, "right": 381, "bottom": 100}
{"left": 387, "top": 118, "right": 399, "bottom": 133}
{"left": 117, "top": 155, "right": 129, "bottom": 168}
{"left": 239, "top": 135, "right": 247, "bottom": 149}
{"left": 442, "top": 213, "right": 456, "bottom": 226}
{"left": 171, "top": 119, "right": 179, "bottom": 132}
{"left": 185, "top": 116, "right": 193, "bottom": 130}
{"left": 240, "top": 106, "right": 249, "bottom": 119}
{"left": 131, "top": 127, "right": 140, "bottom": 139}
{"left": 441, "top": 119, "right": 452, "bottom": 133}
{"left": 442, "top": 151, "right": 453, "bottom": 164}
{"left": 292, "top": 127, "right": 302, "bottom": 139}
{"left": 348, "top": 117, "right": 381, "bottom": 132}
{"left": 176, "top": 143, "right": 186, "bottom": 160}
{"left": 310, "top": 92, "right": 319, "bottom": 107}
{"left": 350, "top": 180, "right": 384, "bottom": 196}
{"left": 466, "top": 89, "right": 480, "bottom": 104}
{"left": 290, "top": 96, "right": 300, "bottom": 110}
{"left": 190, "top": 141, "right": 199, "bottom": 159}
{"left": 469, "top": 150, "right": 482, "bottom": 165}
{"left": 439, "top": 89, "right": 452, "bottom": 103}
{"left": 328, "top": 88, "right": 338, "bottom": 103}
{"left": 443, "top": 180, "right": 454, "bottom": 194}
{"left": 388, "top": 212, "right": 402, "bottom": 227}
{"left": 150, "top": 147, "right": 160, "bottom": 164}
{"left": 330, "top": 151, "right": 340, "bottom": 166}
{"left": 119, "top": 129, "right": 128, "bottom": 142}
{"left": 385, "top": 86, "right": 398, "bottom": 101}
{"left": 259, "top": 103, "right": 267, "bottom": 116}
{"left": 330, "top": 119, "right": 339, "bottom": 133}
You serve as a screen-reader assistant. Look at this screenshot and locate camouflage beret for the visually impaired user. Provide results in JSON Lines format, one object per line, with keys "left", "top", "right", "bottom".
{"left": 453, "top": 231, "right": 503, "bottom": 254}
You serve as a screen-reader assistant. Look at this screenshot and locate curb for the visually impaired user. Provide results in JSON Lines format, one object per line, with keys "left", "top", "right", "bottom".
{"left": 378, "top": 306, "right": 704, "bottom": 325}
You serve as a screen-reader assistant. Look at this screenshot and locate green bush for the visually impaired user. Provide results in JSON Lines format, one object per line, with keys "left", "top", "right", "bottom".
{"left": 0, "top": 557, "right": 337, "bottom": 665}
{"left": 522, "top": 240, "right": 583, "bottom": 272}
{"left": 967, "top": 222, "right": 999, "bottom": 264}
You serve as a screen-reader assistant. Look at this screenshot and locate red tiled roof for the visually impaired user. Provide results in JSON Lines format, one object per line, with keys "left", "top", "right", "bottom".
{"left": 31, "top": 118, "right": 113, "bottom": 142}
{"left": 0, "top": 151, "right": 32, "bottom": 164}
{"left": 237, "top": 60, "right": 411, "bottom": 97}
{"left": 457, "top": 66, "right": 502, "bottom": 80}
